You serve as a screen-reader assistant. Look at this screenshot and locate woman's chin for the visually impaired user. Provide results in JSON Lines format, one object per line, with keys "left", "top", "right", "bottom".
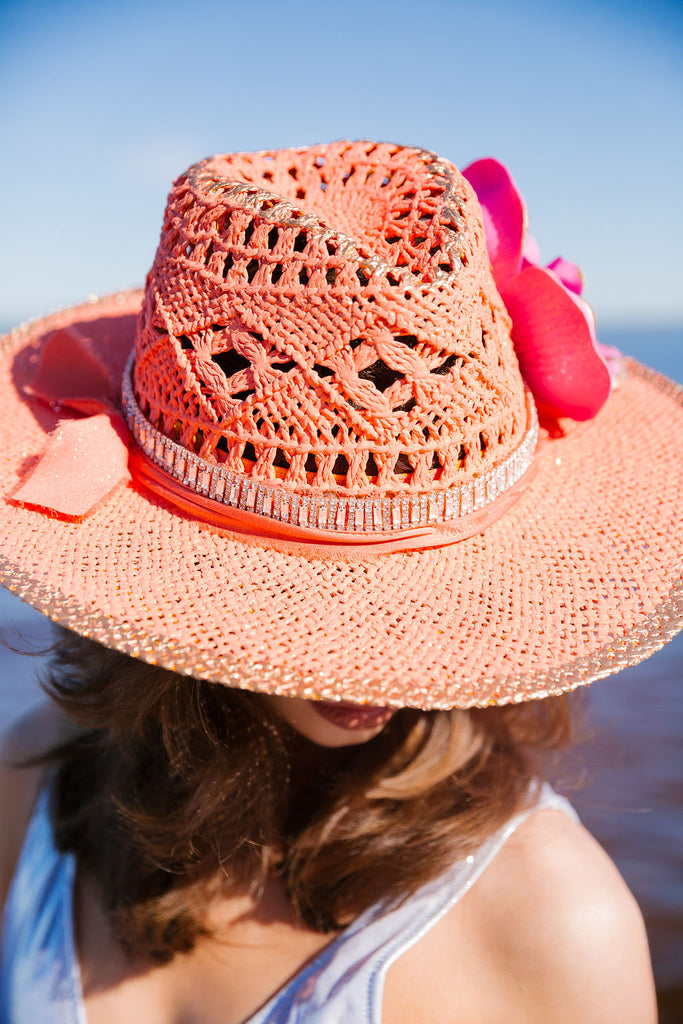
{"left": 262, "top": 694, "right": 397, "bottom": 747}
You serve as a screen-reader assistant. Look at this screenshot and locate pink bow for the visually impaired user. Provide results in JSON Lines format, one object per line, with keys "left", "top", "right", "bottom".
{"left": 463, "top": 158, "right": 617, "bottom": 421}
{"left": 12, "top": 326, "right": 131, "bottom": 518}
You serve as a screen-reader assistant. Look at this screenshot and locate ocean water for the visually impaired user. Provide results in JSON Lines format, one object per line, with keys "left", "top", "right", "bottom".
{"left": 0, "top": 325, "right": 681, "bottom": 1010}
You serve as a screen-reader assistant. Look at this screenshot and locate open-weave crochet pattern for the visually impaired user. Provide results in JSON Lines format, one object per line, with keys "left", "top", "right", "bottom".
{"left": 134, "top": 141, "right": 527, "bottom": 496}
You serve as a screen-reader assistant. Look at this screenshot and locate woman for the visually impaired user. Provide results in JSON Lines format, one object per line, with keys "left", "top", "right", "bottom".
{"left": 1, "top": 140, "right": 677, "bottom": 1023}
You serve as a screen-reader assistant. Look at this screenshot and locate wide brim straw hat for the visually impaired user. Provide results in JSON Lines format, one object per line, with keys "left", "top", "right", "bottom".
{"left": 1, "top": 141, "right": 681, "bottom": 709}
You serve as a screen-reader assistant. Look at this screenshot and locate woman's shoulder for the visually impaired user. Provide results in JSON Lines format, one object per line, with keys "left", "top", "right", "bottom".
{"left": 383, "top": 806, "right": 657, "bottom": 1024}
{"left": 0, "top": 702, "right": 66, "bottom": 912}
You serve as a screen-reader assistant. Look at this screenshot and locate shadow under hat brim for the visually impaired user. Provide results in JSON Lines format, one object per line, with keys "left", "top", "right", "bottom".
{"left": 1, "top": 292, "right": 682, "bottom": 709}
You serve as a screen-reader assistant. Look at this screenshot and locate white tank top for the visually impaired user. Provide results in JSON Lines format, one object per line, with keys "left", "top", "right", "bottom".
{"left": 0, "top": 782, "right": 576, "bottom": 1023}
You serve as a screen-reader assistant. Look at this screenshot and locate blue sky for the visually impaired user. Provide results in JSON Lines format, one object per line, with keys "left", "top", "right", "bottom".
{"left": 1, "top": 0, "right": 681, "bottom": 329}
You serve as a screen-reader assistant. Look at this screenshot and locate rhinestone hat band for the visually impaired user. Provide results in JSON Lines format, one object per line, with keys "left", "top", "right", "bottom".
{"left": 122, "top": 357, "right": 538, "bottom": 536}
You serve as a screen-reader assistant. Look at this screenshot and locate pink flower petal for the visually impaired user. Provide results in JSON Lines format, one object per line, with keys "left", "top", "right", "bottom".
{"left": 462, "top": 158, "right": 527, "bottom": 289}
{"left": 522, "top": 233, "right": 541, "bottom": 266}
{"left": 500, "top": 266, "right": 611, "bottom": 420}
{"left": 595, "top": 342, "right": 626, "bottom": 386}
{"left": 547, "top": 256, "right": 583, "bottom": 296}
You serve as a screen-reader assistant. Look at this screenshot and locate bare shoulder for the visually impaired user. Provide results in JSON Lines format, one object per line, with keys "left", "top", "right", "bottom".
{"left": 383, "top": 807, "right": 657, "bottom": 1024}
{"left": 473, "top": 808, "right": 657, "bottom": 1022}
{"left": 0, "top": 702, "right": 67, "bottom": 911}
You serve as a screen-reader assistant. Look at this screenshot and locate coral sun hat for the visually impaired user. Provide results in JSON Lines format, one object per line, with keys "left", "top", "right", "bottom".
{"left": 1, "top": 141, "right": 681, "bottom": 709}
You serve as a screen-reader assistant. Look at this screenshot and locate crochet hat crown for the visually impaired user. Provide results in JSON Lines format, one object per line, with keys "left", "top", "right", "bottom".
{"left": 131, "top": 141, "right": 532, "bottom": 517}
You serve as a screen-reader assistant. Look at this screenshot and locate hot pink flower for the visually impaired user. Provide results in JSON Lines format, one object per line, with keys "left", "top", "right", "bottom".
{"left": 462, "top": 158, "right": 615, "bottom": 421}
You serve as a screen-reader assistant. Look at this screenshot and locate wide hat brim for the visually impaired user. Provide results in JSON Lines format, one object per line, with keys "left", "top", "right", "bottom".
{"left": 1, "top": 292, "right": 682, "bottom": 709}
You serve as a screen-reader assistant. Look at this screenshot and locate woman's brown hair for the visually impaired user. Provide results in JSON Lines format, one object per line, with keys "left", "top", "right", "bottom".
{"left": 42, "top": 628, "right": 575, "bottom": 964}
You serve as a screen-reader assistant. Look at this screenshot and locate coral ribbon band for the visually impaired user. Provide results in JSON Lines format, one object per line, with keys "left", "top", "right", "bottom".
{"left": 13, "top": 324, "right": 536, "bottom": 552}
{"left": 130, "top": 447, "right": 536, "bottom": 556}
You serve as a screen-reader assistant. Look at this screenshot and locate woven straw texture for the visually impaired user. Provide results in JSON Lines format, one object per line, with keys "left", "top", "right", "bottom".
{"left": 1, "top": 293, "right": 682, "bottom": 708}
{"left": 134, "top": 142, "right": 527, "bottom": 496}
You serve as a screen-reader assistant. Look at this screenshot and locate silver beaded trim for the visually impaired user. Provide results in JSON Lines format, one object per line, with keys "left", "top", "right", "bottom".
{"left": 122, "top": 357, "right": 538, "bottom": 534}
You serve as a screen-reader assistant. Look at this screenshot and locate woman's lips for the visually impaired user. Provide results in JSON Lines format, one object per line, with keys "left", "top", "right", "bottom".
{"left": 311, "top": 701, "right": 396, "bottom": 731}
